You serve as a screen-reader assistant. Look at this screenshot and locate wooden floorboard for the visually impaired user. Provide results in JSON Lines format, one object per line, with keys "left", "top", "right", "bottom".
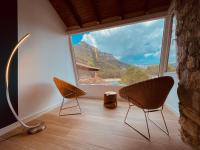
{"left": 0, "top": 99, "right": 192, "bottom": 150}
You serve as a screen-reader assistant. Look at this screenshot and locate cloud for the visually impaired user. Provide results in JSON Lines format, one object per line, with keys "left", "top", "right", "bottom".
{"left": 144, "top": 53, "right": 153, "bottom": 57}
{"left": 82, "top": 34, "right": 98, "bottom": 48}
{"left": 144, "top": 50, "right": 161, "bottom": 58}
{"left": 114, "top": 55, "right": 122, "bottom": 60}
{"left": 81, "top": 19, "right": 165, "bottom": 64}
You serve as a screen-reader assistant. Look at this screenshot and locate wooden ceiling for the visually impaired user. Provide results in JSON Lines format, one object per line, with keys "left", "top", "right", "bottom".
{"left": 49, "top": 0, "right": 172, "bottom": 34}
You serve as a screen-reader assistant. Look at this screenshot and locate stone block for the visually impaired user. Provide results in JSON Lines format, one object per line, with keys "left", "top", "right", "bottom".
{"left": 192, "top": 91, "right": 200, "bottom": 112}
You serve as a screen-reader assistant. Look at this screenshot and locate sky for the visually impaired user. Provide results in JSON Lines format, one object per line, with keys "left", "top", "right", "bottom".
{"left": 71, "top": 18, "right": 176, "bottom": 65}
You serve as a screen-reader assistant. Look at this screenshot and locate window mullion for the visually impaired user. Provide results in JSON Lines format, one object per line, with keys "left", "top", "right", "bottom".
{"left": 68, "top": 35, "right": 79, "bottom": 86}
{"left": 159, "top": 14, "right": 173, "bottom": 76}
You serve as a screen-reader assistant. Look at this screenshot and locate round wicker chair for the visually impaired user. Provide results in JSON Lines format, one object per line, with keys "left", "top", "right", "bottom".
{"left": 53, "top": 77, "right": 86, "bottom": 116}
{"left": 119, "top": 76, "right": 174, "bottom": 140}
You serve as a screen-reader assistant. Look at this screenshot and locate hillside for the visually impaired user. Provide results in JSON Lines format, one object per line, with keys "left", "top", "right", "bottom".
{"left": 73, "top": 42, "right": 130, "bottom": 78}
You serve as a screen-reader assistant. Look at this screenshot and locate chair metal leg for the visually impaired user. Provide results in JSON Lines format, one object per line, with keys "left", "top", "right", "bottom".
{"left": 144, "top": 110, "right": 151, "bottom": 140}
{"left": 59, "top": 97, "right": 82, "bottom": 116}
{"left": 59, "top": 97, "right": 65, "bottom": 116}
{"left": 124, "top": 104, "right": 131, "bottom": 123}
{"left": 124, "top": 104, "right": 151, "bottom": 141}
{"left": 161, "top": 110, "right": 169, "bottom": 135}
{"left": 76, "top": 97, "right": 82, "bottom": 113}
{"left": 146, "top": 109, "right": 169, "bottom": 136}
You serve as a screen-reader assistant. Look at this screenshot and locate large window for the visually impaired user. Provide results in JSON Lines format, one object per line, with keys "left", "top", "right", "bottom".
{"left": 71, "top": 18, "right": 165, "bottom": 85}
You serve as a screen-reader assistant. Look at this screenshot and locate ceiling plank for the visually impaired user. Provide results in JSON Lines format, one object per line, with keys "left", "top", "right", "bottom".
{"left": 67, "top": 10, "right": 168, "bottom": 34}
{"left": 82, "top": 21, "right": 100, "bottom": 28}
{"left": 101, "top": 16, "right": 122, "bottom": 24}
{"left": 49, "top": 0, "right": 172, "bottom": 33}
{"left": 65, "top": 0, "right": 82, "bottom": 27}
{"left": 117, "top": 0, "right": 124, "bottom": 19}
{"left": 90, "top": 0, "right": 101, "bottom": 23}
{"left": 144, "top": 0, "right": 149, "bottom": 14}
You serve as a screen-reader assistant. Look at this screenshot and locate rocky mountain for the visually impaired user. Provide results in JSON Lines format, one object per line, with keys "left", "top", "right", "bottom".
{"left": 73, "top": 42, "right": 130, "bottom": 78}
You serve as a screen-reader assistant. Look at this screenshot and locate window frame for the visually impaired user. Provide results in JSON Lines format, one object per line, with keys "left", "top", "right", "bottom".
{"left": 166, "top": 15, "right": 177, "bottom": 72}
{"left": 68, "top": 15, "right": 174, "bottom": 86}
{"left": 159, "top": 14, "right": 174, "bottom": 76}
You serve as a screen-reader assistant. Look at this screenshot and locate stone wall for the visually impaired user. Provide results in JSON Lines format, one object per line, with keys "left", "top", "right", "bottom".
{"left": 175, "top": 0, "right": 200, "bottom": 149}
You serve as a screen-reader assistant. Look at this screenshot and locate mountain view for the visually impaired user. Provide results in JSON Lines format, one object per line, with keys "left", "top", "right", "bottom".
{"left": 72, "top": 18, "right": 176, "bottom": 85}
{"left": 74, "top": 42, "right": 129, "bottom": 78}
{"left": 73, "top": 42, "right": 176, "bottom": 85}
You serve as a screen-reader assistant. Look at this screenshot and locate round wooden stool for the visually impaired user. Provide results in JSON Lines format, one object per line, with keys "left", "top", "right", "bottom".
{"left": 104, "top": 91, "right": 117, "bottom": 109}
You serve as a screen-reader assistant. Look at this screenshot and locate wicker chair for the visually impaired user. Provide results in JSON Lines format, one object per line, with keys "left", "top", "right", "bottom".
{"left": 53, "top": 77, "right": 86, "bottom": 116}
{"left": 119, "top": 76, "right": 174, "bottom": 140}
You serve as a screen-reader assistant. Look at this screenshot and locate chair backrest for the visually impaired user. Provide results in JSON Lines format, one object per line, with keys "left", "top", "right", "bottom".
{"left": 119, "top": 76, "right": 174, "bottom": 109}
{"left": 53, "top": 77, "right": 86, "bottom": 98}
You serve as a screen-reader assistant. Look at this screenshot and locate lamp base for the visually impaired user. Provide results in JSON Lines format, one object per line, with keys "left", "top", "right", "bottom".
{"left": 27, "top": 122, "right": 46, "bottom": 134}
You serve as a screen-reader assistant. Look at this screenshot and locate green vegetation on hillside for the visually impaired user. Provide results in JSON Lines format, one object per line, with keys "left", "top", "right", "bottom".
{"left": 167, "top": 64, "right": 176, "bottom": 72}
{"left": 145, "top": 65, "right": 159, "bottom": 76}
{"left": 121, "top": 67, "right": 149, "bottom": 84}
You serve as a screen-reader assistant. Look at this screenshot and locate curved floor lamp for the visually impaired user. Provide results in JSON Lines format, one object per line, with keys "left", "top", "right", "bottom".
{"left": 5, "top": 33, "right": 46, "bottom": 134}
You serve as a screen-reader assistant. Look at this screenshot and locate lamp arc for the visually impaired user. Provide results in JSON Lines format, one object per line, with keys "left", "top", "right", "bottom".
{"left": 5, "top": 33, "right": 46, "bottom": 133}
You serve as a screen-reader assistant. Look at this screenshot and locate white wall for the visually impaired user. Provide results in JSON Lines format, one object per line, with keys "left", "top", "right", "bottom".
{"left": 18, "top": 0, "right": 76, "bottom": 118}
{"left": 165, "top": 72, "right": 179, "bottom": 115}
{"left": 79, "top": 84, "right": 124, "bottom": 100}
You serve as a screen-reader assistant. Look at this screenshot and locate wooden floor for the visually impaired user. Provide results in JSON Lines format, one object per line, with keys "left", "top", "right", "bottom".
{"left": 0, "top": 99, "right": 192, "bottom": 150}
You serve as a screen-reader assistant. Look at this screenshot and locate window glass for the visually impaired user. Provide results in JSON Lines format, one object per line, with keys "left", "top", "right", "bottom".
{"left": 167, "top": 16, "right": 177, "bottom": 72}
{"left": 71, "top": 19, "right": 165, "bottom": 85}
